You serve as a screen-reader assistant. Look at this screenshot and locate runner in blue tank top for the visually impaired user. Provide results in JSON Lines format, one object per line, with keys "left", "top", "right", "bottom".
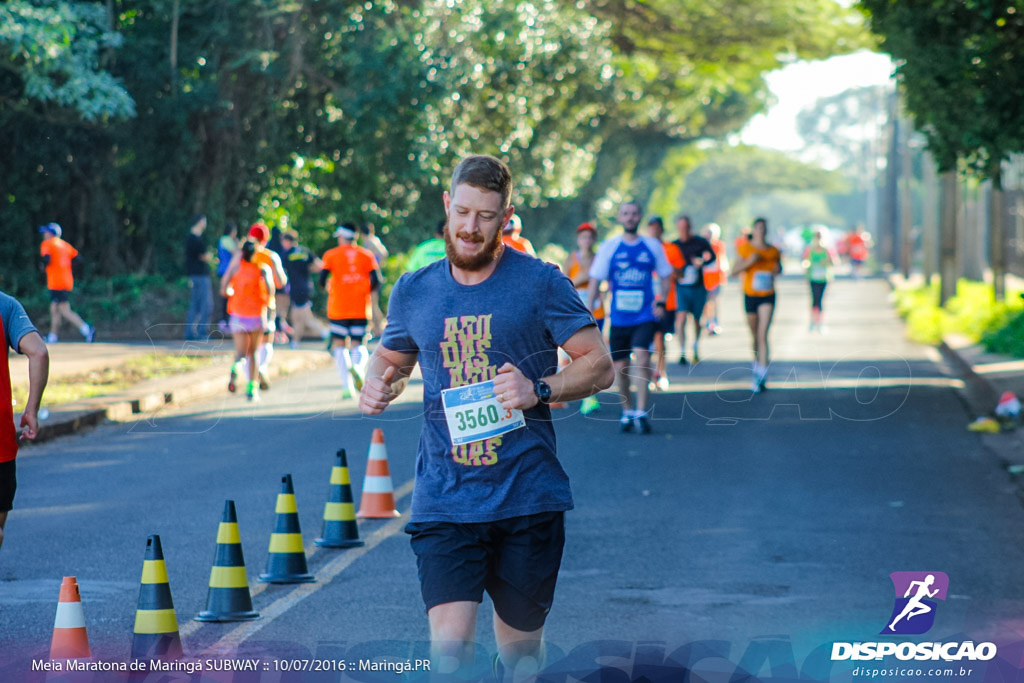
{"left": 587, "top": 201, "right": 673, "bottom": 434}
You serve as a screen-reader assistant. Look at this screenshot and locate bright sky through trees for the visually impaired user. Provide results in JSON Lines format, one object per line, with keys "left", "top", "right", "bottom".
{"left": 740, "top": 50, "right": 894, "bottom": 155}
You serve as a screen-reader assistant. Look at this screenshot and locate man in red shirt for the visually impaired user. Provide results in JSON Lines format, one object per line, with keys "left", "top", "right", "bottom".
{"left": 0, "top": 290, "right": 49, "bottom": 552}
{"left": 39, "top": 223, "right": 95, "bottom": 343}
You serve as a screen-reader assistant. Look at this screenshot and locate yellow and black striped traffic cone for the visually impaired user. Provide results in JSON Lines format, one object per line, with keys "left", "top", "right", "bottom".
{"left": 315, "top": 449, "right": 364, "bottom": 548}
{"left": 131, "top": 535, "right": 182, "bottom": 661}
{"left": 258, "top": 474, "right": 315, "bottom": 583}
{"left": 195, "top": 500, "right": 260, "bottom": 622}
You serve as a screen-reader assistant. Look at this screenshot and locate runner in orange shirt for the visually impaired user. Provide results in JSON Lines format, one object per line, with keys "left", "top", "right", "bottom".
{"left": 225, "top": 240, "right": 273, "bottom": 401}
{"left": 731, "top": 217, "right": 782, "bottom": 393}
{"left": 563, "top": 222, "right": 605, "bottom": 414}
{"left": 647, "top": 216, "right": 678, "bottom": 390}
{"left": 701, "top": 223, "right": 729, "bottom": 335}
{"left": 321, "top": 224, "right": 384, "bottom": 399}
{"left": 220, "top": 223, "right": 287, "bottom": 390}
{"left": 38, "top": 223, "right": 95, "bottom": 343}
{"left": 501, "top": 214, "right": 537, "bottom": 256}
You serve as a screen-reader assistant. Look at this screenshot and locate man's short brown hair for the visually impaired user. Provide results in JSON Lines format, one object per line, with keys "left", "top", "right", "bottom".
{"left": 450, "top": 155, "right": 513, "bottom": 209}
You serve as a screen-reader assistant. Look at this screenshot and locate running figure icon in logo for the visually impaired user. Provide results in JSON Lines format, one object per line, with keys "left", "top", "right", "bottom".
{"left": 882, "top": 571, "right": 949, "bottom": 635}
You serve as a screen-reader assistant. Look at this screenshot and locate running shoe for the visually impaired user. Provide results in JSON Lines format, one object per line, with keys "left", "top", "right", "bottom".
{"left": 341, "top": 388, "right": 354, "bottom": 401}
{"left": 228, "top": 368, "right": 237, "bottom": 393}
{"left": 349, "top": 365, "right": 365, "bottom": 392}
{"left": 246, "top": 381, "right": 259, "bottom": 402}
{"left": 633, "top": 414, "right": 652, "bottom": 434}
{"left": 620, "top": 413, "right": 635, "bottom": 433}
{"left": 750, "top": 377, "right": 762, "bottom": 394}
{"left": 678, "top": 354, "right": 688, "bottom": 366}
{"left": 46, "top": 333, "right": 58, "bottom": 344}
{"left": 580, "top": 396, "right": 600, "bottom": 415}
{"left": 258, "top": 371, "right": 270, "bottom": 391}
{"left": 656, "top": 375, "right": 670, "bottom": 392}
{"left": 85, "top": 326, "right": 96, "bottom": 343}
{"left": 288, "top": 339, "right": 299, "bottom": 350}
{"left": 692, "top": 347, "right": 700, "bottom": 364}
{"left": 709, "top": 324, "right": 722, "bottom": 336}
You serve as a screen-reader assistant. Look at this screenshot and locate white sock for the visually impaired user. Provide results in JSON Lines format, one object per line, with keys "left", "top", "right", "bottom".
{"left": 350, "top": 344, "right": 367, "bottom": 370}
{"left": 259, "top": 342, "right": 274, "bottom": 372}
{"left": 334, "top": 348, "right": 355, "bottom": 392}
{"left": 238, "top": 357, "right": 250, "bottom": 380}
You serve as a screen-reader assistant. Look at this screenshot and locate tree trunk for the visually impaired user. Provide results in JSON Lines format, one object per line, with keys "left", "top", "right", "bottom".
{"left": 880, "top": 90, "right": 900, "bottom": 269}
{"left": 939, "top": 170, "right": 958, "bottom": 305}
{"left": 170, "top": 0, "right": 180, "bottom": 84}
{"left": 922, "top": 151, "right": 938, "bottom": 281}
{"left": 899, "top": 118, "right": 914, "bottom": 278}
{"left": 989, "top": 162, "right": 1006, "bottom": 301}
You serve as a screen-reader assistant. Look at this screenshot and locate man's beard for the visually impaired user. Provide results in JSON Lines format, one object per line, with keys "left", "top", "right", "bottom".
{"left": 444, "top": 219, "right": 504, "bottom": 271}
{"left": 623, "top": 224, "right": 640, "bottom": 235}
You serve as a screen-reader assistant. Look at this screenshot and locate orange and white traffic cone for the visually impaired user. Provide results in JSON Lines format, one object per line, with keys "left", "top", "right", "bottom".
{"left": 356, "top": 429, "right": 400, "bottom": 518}
{"left": 50, "top": 577, "right": 91, "bottom": 660}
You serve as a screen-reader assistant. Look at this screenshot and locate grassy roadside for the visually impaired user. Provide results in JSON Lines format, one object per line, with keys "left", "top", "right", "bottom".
{"left": 892, "top": 279, "right": 1024, "bottom": 357}
{"left": 12, "top": 353, "right": 221, "bottom": 408}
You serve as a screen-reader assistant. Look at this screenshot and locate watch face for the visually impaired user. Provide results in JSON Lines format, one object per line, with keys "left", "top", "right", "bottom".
{"left": 535, "top": 380, "right": 551, "bottom": 402}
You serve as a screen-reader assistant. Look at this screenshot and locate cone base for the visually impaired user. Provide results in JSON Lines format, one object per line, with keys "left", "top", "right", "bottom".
{"left": 356, "top": 510, "right": 401, "bottom": 518}
{"left": 257, "top": 573, "right": 316, "bottom": 584}
{"left": 314, "top": 537, "right": 365, "bottom": 548}
{"left": 194, "top": 610, "right": 260, "bottom": 622}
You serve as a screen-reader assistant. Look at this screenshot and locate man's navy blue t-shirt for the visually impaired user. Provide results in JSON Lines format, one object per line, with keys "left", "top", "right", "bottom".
{"left": 380, "top": 248, "right": 595, "bottom": 523}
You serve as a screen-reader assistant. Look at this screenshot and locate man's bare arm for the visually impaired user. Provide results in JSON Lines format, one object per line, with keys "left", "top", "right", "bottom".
{"left": 18, "top": 331, "right": 49, "bottom": 440}
{"left": 493, "top": 325, "right": 614, "bottom": 410}
{"left": 358, "top": 345, "right": 419, "bottom": 415}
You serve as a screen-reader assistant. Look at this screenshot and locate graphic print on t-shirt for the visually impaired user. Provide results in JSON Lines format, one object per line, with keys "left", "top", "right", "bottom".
{"left": 440, "top": 314, "right": 503, "bottom": 467}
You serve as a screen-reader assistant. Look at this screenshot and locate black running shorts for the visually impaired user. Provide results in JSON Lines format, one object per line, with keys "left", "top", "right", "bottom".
{"left": 405, "top": 511, "right": 565, "bottom": 632}
{"left": 328, "top": 318, "right": 368, "bottom": 343}
{"left": 744, "top": 294, "right": 776, "bottom": 315}
{"left": 608, "top": 322, "right": 658, "bottom": 362}
{"left": 0, "top": 460, "right": 16, "bottom": 512}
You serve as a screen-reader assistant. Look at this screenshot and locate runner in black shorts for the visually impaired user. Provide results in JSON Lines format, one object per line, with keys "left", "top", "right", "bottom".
{"left": 731, "top": 218, "right": 782, "bottom": 393}
{"left": 646, "top": 217, "right": 676, "bottom": 391}
{"left": 588, "top": 202, "right": 674, "bottom": 434}
{"left": 359, "top": 155, "right": 613, "bottom": 679}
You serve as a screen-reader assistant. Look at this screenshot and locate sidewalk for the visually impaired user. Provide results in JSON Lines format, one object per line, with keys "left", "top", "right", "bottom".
{"left": 886, "top": 272, "right": 1024, "bottom": 475}
{"left": 8, "top": 339, "right": 334, "bottom": 444}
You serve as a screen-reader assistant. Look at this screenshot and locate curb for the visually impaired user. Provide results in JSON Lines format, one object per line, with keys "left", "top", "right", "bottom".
{"left": 26, "top": 350, "right": 334, "bottom": 445}
{"left": 937, "top": 337, "right": 1000, "bottom": 418}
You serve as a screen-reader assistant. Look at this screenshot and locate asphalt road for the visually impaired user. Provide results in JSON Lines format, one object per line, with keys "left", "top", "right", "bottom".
{"left": 2, "top": 276, "right": 1023, "bottom": 682}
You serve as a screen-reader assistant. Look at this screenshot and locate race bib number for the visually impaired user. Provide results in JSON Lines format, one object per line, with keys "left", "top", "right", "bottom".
{"left": 752, "top": 270, "right": 774, "bottom": 292}
{"left": 441, "top": 379, "right": 526, "bottom": 446}
{"left": 810, "top": 265, "right": 828, "bottom": 281}
{"left": 614, "top": 289, "right": 644, "bottom": 313}
{"left": 680, "top": 265, "right": 699, "bottom": 285}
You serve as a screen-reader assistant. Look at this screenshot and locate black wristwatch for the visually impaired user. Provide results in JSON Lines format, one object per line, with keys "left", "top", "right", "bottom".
{"left": 533, "top": 379, "right": 552, "bottom": 405}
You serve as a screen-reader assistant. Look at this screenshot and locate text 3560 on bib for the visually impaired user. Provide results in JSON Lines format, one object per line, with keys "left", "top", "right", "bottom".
{"left": 441, "top": 379, "right": 526, "bottom": 446}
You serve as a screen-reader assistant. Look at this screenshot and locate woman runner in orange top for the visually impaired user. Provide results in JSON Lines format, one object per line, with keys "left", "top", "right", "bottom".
{"left": 225, "top": 240, "right": 273, "bottom": 401}
{"left": 731, "top": 217, "right": 781, "bottom": 393}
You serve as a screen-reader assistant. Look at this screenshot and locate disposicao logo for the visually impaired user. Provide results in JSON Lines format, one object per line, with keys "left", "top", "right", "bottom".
{"left": 831, "top": 572, "right": 998, "bottom": 663}
{"left": 882, "top": 571, "right": 948, "bottom": 635}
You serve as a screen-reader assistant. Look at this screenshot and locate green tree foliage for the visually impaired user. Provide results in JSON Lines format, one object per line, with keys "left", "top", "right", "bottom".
{"left": 1, "top": 0, "right": 867, "bottom": 304}
{"left": 673, "top": 144, "right": 848, "bottom": 226}
{"left": 0, "top": 1, "right": 135, "bottom": 120}
{"left": 860, "top": 0, "right": 1024, "bottom": 175}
